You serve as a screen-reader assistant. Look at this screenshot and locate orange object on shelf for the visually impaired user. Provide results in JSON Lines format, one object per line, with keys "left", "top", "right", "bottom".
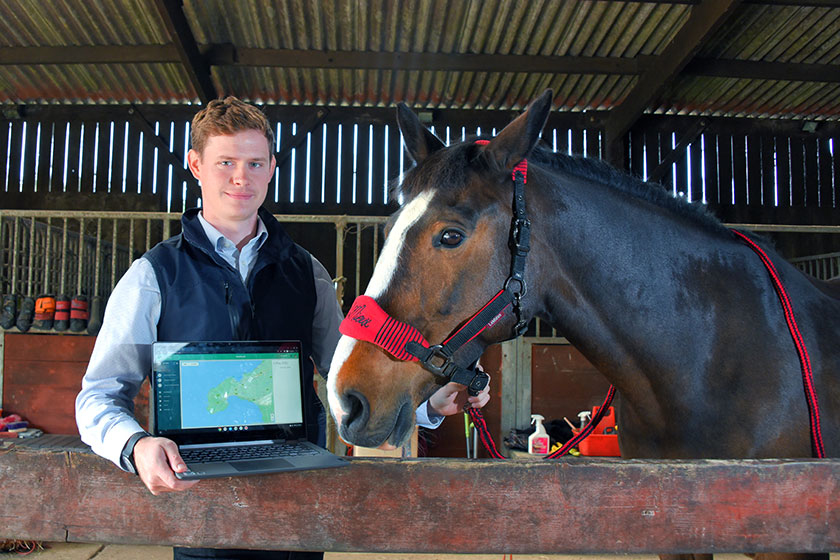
{"left": 577, "top": 433, "right": 620, "bottom": 456}
{"left": 575, "top": 406, "right": 621, "bottom": 457}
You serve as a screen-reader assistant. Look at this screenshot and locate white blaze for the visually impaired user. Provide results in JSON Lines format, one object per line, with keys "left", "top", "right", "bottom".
{"left": 326, "top": 191, "right": 433, "bottom": 421}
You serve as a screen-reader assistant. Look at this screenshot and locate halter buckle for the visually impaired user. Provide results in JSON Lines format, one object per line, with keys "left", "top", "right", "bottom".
{"left": 421, "top": 345, "right": 455, "bottom": 378}
{"left": 510, "top": 217, "right": 531, "bottom": 256}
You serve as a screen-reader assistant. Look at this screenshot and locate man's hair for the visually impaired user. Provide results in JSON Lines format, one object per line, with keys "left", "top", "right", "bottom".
{"left": 190, "top": 96, "right": 275, "bottom": 155}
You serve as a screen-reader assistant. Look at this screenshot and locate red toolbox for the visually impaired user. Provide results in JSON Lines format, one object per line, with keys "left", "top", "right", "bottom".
{"left": 575, "top": 406, "right": 620, "bottom": 457}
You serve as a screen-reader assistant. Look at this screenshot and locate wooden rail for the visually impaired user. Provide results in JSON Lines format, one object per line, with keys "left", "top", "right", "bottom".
{"left": 1, "top": 441, "right": 838, "bottom": 554}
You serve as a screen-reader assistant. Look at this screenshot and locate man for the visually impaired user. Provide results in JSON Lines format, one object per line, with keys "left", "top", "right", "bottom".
{"left": 76, "top": 97, "right": 490, "bottom": 560}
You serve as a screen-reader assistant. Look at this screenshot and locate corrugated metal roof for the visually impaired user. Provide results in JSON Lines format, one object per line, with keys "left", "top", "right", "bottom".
{"left": 187, "top": 0, "right": 690, "bottom": 56}
{"left": 0, "top": 63, "right": 197, "bottom": 105}
{"left": 0, "top": 0, "right": 837, "bottom": 120}
{"left": 662, "top": 3, "right": 840, "bottom": 120}
{"left": 699, "top": 4, "right": 840, "bottom": 63}
{"left": 660, "top": 76, "right": 840, "bottom": 119}
{"left": 209, "top": 66, "right": 641, "bottom": 110}
{"left": 191, "top": 0, "right": 682, "bottom": 110}
{"left": 0, "top": 0, "right": 169, "bottom": 47}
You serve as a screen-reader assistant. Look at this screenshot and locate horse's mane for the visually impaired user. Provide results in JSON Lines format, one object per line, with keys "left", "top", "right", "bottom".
{"left": 395, "top": 138, "right": 729, "bottom": 235}
{"left": 526, "top": 143, "right": 730, "bottom": 234}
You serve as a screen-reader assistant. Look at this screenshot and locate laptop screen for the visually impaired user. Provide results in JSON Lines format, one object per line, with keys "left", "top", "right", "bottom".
{"left": 151, "top": 340, "right": 307, "bottom": 445}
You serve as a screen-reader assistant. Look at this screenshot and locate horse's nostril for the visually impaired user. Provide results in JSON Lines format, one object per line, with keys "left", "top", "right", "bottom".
{"left": 343, "top": 390, "right": 370, "bottom": 430}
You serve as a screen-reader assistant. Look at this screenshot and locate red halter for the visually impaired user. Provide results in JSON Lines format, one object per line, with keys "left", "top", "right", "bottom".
{"left": 338, "top": 140, "right": 532, "bottom": 395}
{"left": 339, "top": 295, "right": 429, "bottom": 362}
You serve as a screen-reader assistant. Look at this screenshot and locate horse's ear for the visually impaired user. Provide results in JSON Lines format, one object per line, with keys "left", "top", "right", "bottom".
{"left": 481, "top": 89, "right": 553, "bottom": 171}
{"left": 397, "top": 102, "right": 445, "bottom": 165}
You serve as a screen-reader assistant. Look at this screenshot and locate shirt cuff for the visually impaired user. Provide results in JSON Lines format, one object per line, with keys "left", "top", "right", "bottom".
{"left": 415, "top": 401, "right": 445, "bottom": 429}
{"left": 100, "top": 419, "right": 148, "bottom": 471}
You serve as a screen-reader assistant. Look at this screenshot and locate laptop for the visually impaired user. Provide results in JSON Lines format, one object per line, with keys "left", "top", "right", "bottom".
{"left": 151, "top": 340, "right": 347, "bottom": 479}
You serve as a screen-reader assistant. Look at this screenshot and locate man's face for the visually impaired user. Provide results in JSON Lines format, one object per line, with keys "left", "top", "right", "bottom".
{"left": 187, "top": 129, "right": 276, "bottom": 225}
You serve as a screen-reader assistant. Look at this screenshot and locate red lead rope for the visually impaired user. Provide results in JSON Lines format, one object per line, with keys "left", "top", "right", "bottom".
{"left": 733, "top": 229, "right": 825, "bottom": 458}
{"left": 466, "top": 385, "right": 616, "bottom": 460}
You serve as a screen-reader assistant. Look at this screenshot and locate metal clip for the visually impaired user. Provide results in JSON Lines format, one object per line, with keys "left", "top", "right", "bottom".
{"left": 504, "top": 276, "right": 527, "bottom": 298}
{"left": 467, "top": 370, "right": 490, "bottom": 396}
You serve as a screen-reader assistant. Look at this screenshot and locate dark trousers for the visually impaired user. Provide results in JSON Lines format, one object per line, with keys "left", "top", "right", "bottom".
{"left": 173, "top": 547, "right": 323, "bottom": 559}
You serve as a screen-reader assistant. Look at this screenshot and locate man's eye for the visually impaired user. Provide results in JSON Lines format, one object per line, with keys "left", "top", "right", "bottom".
{"left": 440, "top": 229, "right": 464, "bottom": 247}
{"left": 250, "top": 162, "right": 262, "bottom": 168}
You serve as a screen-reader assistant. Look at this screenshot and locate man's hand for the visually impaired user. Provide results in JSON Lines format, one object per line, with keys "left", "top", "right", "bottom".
{"left": 133, "top": 436, "right": 199, "bottom": 495}
{"left": 428, "top": 372, "right": 491, "bottom": 417}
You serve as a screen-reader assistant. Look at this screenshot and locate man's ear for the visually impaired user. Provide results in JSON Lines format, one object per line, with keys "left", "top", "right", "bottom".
{"left": 187, "top": 149, "right": 202, "bottom": 181}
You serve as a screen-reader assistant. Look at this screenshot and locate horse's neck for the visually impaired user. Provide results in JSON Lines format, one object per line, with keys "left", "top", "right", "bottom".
{"left": 526, "top": 169, "right": 839, "bottom": 458}
{"left": 533, "top": 175, "right": 737, "bottom": 406}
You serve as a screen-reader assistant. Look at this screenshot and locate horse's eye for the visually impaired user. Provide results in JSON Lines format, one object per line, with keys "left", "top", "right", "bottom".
{"left": 439, "top": 229, "right": 464, "bottom": 247}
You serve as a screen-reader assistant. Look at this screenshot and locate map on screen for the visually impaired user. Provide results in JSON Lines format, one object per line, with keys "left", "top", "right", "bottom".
{"left": 178, "top": 355, "right": 302, "bottom": 429}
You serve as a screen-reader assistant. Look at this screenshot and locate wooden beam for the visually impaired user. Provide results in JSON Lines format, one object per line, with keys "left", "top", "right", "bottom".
{"left": 0, "top": 45, "right": 645, "bottom": 75}
{"left": 221, "top": 48, "right": 647, "bottom": 75}
{"left": 0, "top": 46, "right": 178, "bottom": 65}
{"left": 152, "top": 0, "right": 216, "bottom": 104}
{"left": 635, "top": 113, "right": 840, "bottom": 139}
{"left": 746, "top": 0, "right": 840, "bottom": 6}
{"left": 2, "top": 443, "right": 838, "bottom": 553}
{"left": 3, "top": 46, "right": 835, "bottom": 87}
{"left": 685, "top": 58, "right": 840, "bottom": 83}
{"left": 275, "top": 108, "right": 330, "bottom": 168}
{"left": 604, "top": 0, "right": 742, "bottom": 165}
{"left": 129, "top": 106, "right": 200, "bottom": 196}
{"left": 648, "top": 119, "right": 709, "bottom": 183}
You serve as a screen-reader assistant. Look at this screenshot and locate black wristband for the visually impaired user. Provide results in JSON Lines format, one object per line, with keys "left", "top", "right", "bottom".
{"left": 120, "top": 431, "right": 151, "bottom": 475}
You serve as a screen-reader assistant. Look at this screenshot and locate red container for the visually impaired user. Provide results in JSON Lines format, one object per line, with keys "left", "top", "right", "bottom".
{"left": 577, "top": 433, "right": 620, "bottom": 456}
{"left": 575, "top": 406, "right": 621, "bottom": 457}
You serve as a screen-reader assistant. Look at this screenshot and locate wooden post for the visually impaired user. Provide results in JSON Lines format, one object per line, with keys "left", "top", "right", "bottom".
{"left": 500, "top": 338, "right": 532, "bottom": 454}
{"left": 2, "top": 443, "right": 837, "bottom": 554}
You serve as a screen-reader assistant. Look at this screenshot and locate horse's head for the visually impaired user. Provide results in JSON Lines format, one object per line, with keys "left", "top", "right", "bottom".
{"left": 327, "top": 90, "right": 554, "bottom": 448}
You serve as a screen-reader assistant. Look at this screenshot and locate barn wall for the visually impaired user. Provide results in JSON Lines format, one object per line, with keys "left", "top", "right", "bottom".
{"left": 1, "top": 105, "right": 837, "bottom": 457}
{"left": 1, "top": 333, "right": 149, "bottom": 435}
{"left": 2, "top": 105, "right": 838, "bottom": 231}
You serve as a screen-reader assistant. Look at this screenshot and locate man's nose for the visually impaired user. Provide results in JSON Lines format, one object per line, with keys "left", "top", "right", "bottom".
{"left": 230, "top": 164, "right": 247, "bottom": 185}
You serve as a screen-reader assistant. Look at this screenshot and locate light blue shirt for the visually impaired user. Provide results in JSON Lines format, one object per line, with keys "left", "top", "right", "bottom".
{"left": 75, "top": 214, "right": 442, "bottom": 470}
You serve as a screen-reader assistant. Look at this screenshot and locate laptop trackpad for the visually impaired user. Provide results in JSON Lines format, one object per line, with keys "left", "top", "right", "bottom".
{"left": 231, "top": 458, "right": 293, "bottom": 471}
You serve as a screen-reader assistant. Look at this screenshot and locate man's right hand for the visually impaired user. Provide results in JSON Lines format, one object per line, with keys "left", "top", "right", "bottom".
{"left": 133, "top": 436, "right": 199, "bottom": 495}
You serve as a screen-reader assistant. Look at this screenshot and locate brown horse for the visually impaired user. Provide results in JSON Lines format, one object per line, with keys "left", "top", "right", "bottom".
{"left": 326, "top": 90, "right": 839, "bottom": 557}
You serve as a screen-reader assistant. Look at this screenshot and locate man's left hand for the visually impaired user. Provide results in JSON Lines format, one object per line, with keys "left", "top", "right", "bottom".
{"left": 428, "top": 371, "right": 491, "bottom": 416}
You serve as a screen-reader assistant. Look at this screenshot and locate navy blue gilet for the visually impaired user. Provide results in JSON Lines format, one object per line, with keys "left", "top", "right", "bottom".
{"left": 144, "top": 207, "right": 322, "bottom": 443}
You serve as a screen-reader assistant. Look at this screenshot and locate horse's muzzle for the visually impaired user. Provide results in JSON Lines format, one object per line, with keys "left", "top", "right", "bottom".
{"left": 338, "top": 389, "right": 413, "bottom": 449}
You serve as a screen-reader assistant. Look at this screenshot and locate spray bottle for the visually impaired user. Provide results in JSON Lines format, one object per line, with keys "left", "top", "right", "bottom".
{"left": 528, "top": 414, "right": 550, "bottom": 455}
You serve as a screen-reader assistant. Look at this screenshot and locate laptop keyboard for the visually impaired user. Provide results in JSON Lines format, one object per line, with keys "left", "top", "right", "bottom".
{"left": 180, "top": 442, "right": 320, "bottom": 463}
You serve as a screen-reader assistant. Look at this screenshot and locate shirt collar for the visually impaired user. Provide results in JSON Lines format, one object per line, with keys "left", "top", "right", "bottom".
{"left": 197, "top": 212, "right": 268, "bottom": 253}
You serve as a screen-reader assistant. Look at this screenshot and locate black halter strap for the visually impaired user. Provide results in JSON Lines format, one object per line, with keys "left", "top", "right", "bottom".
{"left": 405, "top": 148, "right": 531, "bottom": 395}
